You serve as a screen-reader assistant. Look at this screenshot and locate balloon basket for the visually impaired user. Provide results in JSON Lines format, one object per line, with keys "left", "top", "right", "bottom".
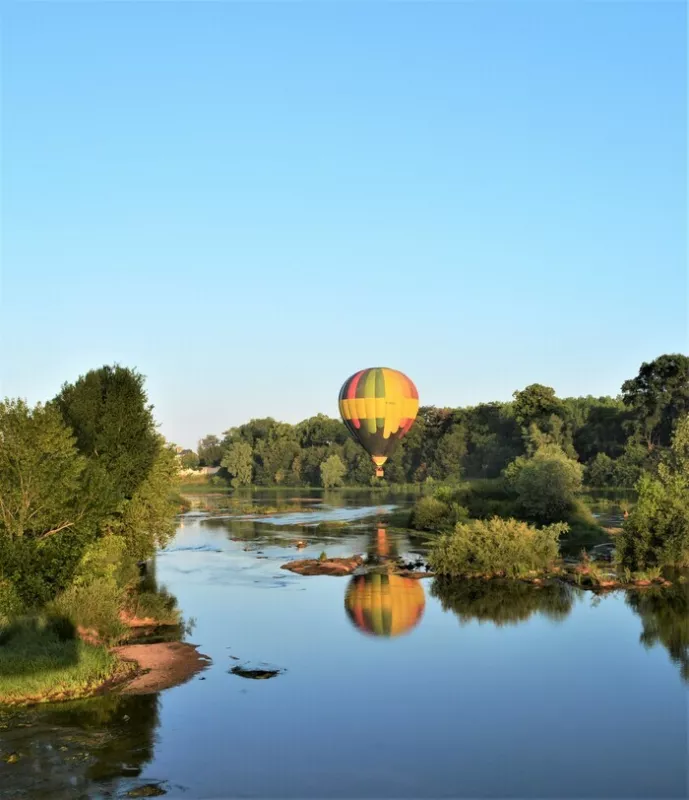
{"left": 375, "top": 468, "right": 384, "bottom": 478}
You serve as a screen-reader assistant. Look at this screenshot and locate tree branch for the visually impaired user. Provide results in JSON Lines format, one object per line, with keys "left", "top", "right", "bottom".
{"left": 40, "top": 522, "right": 74, "bottom": 539}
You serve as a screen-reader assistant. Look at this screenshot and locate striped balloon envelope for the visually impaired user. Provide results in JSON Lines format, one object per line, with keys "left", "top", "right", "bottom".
{"left": 338, "top": 367, "right": 419, "bottom": 477}
{"left": 345, "top": 573, "right": 426, "bottom": 637}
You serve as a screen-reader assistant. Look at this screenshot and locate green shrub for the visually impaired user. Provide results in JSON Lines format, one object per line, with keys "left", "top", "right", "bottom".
{"left": 428, "top": 516, "right": 568, "bottom": 578}
{"left": 504, "top": 445, "right": 583, "bottom": 524}
{"left": 410, "top": 496, "right": 464, "bottom": 531}
{"left": 586, "top": 453, "right": 615, "bottom": 487}
{"left": 0, "top": 581, "right": 25, "bottom": 624}
{"left": 127, "top": 587, "right": 180, "bottom": 626}
{"left": 49, "top": 536, "right": 138, "bottom": 643}
{"left": 616, "top": 417, "right": 689, "bottom": 572}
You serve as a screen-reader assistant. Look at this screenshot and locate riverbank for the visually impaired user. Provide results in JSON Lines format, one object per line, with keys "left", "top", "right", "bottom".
{"left": 0, "top": 616, "right": 210, "bottom": 707}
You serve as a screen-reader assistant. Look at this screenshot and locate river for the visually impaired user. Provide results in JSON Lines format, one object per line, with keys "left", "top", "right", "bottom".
{"left": 1, "top": 492, "right": 687, "bottom": 799}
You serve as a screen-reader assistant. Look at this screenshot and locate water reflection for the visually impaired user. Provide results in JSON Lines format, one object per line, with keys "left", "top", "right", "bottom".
{"left": 344, "top": 529, "right": 427, "bottom": 638}
{"left": 432, "top": 577, "right": 578, "bottom": 627}
{"left": 626, "top": 575, "right": 689, "bottom": 683}
{"left": 345, "top": 574, "right": 426, "bottom": 637}
{"left": 0, "top": 693, "right": 160, "bottom": 798}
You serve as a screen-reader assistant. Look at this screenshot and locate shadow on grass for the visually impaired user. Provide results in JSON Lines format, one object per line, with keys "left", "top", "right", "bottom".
{"left": 0, "top": 615, "right": 80, "bottom": 678}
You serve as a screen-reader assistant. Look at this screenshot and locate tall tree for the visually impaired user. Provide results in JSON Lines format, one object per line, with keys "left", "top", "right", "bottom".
{"left": 197, "top": 435, "right": 224, "bottom": 467}
{"left": 320, "top": 454, "right": 346, "bottom": 488}
{"left": 53, "top": 365, "right": 159, "bottom": 507}
{"left": 621, "top": 354, "right": 689, "bottom": 450}
{"left": 0, "top": 400, "right": 86, "bottom": 541}
{"left": 221, "top": 442, "right": 253, "bottom": 487}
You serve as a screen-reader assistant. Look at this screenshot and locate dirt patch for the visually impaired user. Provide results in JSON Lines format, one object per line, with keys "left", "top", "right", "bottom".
{"left": 113, "top": 642, "right": 211, "bottom": 695}
{"left": 394, "top": 570, "right": 434, "bottom": 580}
{"left": 281, "top": 555, "right": 364, "bottom": 576}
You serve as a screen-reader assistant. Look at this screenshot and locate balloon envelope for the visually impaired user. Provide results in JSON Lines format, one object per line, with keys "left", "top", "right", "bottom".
{"left": 338, "top": 367, "right": 419, "bottom": 468}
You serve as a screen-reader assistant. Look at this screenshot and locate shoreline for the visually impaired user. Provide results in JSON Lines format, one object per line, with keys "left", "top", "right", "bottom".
{"left": 0, "top": 630, "right": 211, "bottom": 708}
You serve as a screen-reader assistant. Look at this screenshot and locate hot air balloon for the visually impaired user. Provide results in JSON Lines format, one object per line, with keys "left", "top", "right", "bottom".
{"left": 345, "top": 572, "right": 425, "bottom": 638}
{"left": 338, "top": 367, "right": 419, "bottom": 477}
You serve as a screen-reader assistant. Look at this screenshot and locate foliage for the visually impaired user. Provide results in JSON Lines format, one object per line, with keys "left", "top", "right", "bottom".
{"left": 320, "top": 454, "right": 346, "bottom": 488}
{"left": 0, "top": 399, "right": 87, "bottom": 541}
{"left": 410, "top": 494, "right": 467, "bottom": 532}
{"left": 101, "top": 442, "right": 180, "bottom": 561}
{"left": 178, "top": 449, "right": 199, "bottom": 470}
{"left": 53, "top": 365, "right": 159, "bottom": 510}
{"left": 616, "top": 415, "right": 689, "bottom": 571}
{"left": 0, "top": 580, "right": 24, "bottom": 624}
{"left": 49, "top": 536, "right": 138, "bottom": 644}
{"left": 197, "top": 434, "right": 224, "bottom": 467}
{"left": 504, "top": 445, "right": 584, "bottom": 524}
{"left": 622, "top": 354, "right": 689, "bottom": 451}
{"left": 428, "top": 516, "right": 567, "bottom": 578}
{"left": 586, "top": 453, "right": 616, "bottom": 487}
{"left": 221, "top": 441, "right": 254, "bottom": 487}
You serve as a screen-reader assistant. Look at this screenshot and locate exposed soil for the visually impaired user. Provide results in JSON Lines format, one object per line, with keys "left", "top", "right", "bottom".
{"left": 281, "top": 555, "right": 364, "bottom": 576}
{"left": 113, "top": 642, "right": 211, "bottom": 695}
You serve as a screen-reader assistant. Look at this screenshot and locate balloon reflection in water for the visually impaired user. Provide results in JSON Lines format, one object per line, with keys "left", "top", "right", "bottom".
{"left": 345, "top": 573, "right": 426, "bottom": 638}
{"left": 345, "top": 528, "right": 425, "bottom": 638}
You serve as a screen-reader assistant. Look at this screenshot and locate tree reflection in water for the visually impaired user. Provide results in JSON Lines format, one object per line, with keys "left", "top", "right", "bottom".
{"left": 626, "top": 574, "right": 689, "bottom": 683}
{"left": 0, "top": 693, "right": 160, "bottom": 799}
{"left": 432, "top": 577, "right": 578, "bottom": 627}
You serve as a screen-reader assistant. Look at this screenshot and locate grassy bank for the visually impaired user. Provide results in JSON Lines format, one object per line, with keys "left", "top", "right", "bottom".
{"left": 0, "top": 616, "right": 134, "bottom": 706}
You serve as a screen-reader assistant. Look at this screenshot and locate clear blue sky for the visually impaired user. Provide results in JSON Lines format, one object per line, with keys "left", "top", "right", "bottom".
{"left": 1, "top": 2, "right": 686, "bottom": 448}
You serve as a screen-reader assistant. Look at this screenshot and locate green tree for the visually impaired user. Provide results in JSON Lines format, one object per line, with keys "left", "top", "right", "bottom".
{"left": 513, "top": 384, "right": 564, "bottom": 428}
{"left": 0, "top": 400, "right": 87, "bottom": 541}
{"left": 102, "top": 440, "right": 179, "bottom": 561}
{"left": 296, "top": 414, "right": 348, "bottom": 448}
{"left": 179, "top": 450, "right": 199, "bottom": 470}
{"left": 430, "top": 424, "right": 467, "bottom": 481}
{"left": 197, "top": 434, "right": 224, "bottom": 467}
{"left": 585, "top": 453, "right": 615, "bottom": 487}
{"left": 53, "top": 365, "right": 159, "bottom": 510}
{"left": 320, "top": 454, "right": 346, "bottom": 488}
{"left": 504, "top": 445, "right": 583, "bottom": 524}
{"left": 616, "top": 415, "right": 689, "bottom": 571}
{"left": 569, "top": 397, "right": 629, "bottom": 462}
{"left": 461, "top": 403, "right": 523, "bottom": 478}
{"left": 221, "top": 442, "right": 254, "bottom": 487}
{"left": 622, "top": 354, "right": 689, "bottom": 451}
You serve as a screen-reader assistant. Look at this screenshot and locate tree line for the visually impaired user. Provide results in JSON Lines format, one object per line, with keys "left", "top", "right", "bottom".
{"left": 188, "top": 354, "right": 688, "bottom": 490}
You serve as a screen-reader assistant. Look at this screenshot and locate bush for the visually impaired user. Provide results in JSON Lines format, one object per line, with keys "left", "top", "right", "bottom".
{"left": 616, "top": 416, "right": 689, "bottom": 572}
{"left": 410, "top": 495, "right": 467, "bottom": 531}
{"left": 504, "top": 446, "right": 583, "bottom": 524}
{"left": 0, "top": 580, "right": 25, "bottom": 624}
{"left": 428, "top": 516, "right": 568, "bottom": 578}
{"left": 49, "top": 536, "right": 138, "bottom": 644}
{"left": 586, "top": 453, "right": 615, "bottom": 487}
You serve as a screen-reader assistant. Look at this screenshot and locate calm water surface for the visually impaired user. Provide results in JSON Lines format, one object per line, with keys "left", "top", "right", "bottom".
{"left": 1, "top": 493, "right": 687, "bottom": 799}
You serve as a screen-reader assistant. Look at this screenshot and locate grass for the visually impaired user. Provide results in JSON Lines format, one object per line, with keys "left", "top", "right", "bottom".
{"left": 0, "top": 615, "right": 131, "bottom": 706}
